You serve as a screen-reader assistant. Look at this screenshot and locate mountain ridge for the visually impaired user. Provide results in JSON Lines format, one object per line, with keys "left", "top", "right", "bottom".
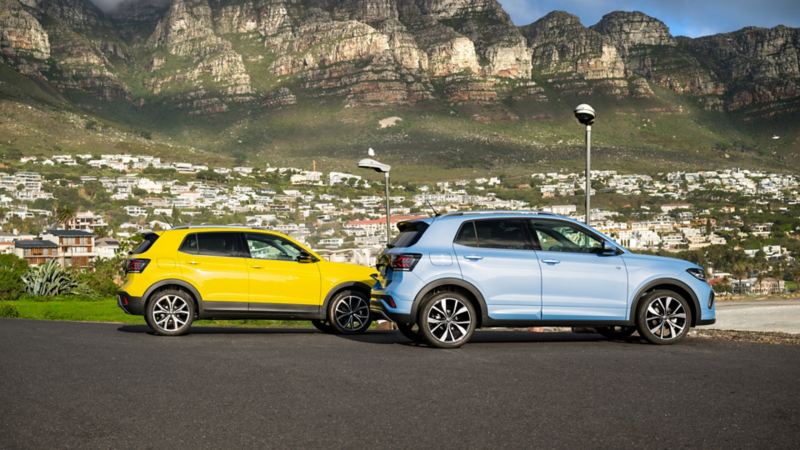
{"left": 1, "top": 0, "right": 798, "bottom": 175}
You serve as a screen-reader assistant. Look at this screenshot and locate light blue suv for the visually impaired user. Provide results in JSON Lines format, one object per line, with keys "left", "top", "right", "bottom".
{"left": 370, "top": 211, "right": 716, "bottom": 348}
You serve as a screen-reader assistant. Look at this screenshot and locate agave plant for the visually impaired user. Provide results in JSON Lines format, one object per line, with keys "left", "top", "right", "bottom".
{"left": 22, "top": 260, "right": 79, "bottom": 297}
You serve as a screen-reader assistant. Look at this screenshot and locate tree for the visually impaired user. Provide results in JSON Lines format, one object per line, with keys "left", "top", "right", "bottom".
{"left": 54, "top": 203, "right": 76, "bottom": 229}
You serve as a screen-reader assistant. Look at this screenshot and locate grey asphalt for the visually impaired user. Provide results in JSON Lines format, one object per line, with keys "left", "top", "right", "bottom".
{"left": 1, "top": 319, "right": 799, "bottom": 449}
{"left": 711, "top": 300, "right": 800, "bottom": 334}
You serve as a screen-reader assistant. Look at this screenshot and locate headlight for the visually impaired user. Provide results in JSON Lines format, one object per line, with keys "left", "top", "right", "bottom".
{"left": 687, "top": 267, "right": 706, "bottom": 282}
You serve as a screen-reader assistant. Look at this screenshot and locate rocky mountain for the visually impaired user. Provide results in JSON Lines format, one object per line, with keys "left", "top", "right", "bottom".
{"left": 0, "top": 0, "right": 798, "bottom": 175}
{"left": 2, "top": 0, "right": 796, "bottom": 116}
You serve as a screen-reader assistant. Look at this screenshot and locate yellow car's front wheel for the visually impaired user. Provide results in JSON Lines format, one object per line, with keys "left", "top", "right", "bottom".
{"left": 327, "top": 290, "right": 371, "bottom": 334}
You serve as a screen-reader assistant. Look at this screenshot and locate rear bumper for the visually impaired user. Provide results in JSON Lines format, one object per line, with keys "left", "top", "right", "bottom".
{"left": 370, "top": 294, "right": 411, "bottom": 325}
{"left": 117, "top": 291, "right": 145, "bottom": 315}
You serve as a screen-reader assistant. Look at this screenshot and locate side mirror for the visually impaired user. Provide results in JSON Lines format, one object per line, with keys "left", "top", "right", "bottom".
{"left": 599, "top": 241, "right": 620, "bottom": 256}
{"left": 297, "top": 252, "right": 317, "bottom": 263}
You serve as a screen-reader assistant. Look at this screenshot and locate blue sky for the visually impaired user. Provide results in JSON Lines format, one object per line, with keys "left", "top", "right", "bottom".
{"left": 498, "top": 0, "right": 800, "bottom": 37}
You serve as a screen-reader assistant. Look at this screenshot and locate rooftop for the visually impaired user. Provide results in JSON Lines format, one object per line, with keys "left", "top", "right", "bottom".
{"left": 46, "top": 229, "right": 94, "bottom": 237}
{"left": 15, "top": 239, "right": 58, "bottom": 249}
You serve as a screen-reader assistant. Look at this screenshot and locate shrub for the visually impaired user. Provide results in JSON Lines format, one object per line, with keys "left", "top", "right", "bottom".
{"left": 76, "top": 257, "right": 123, "bottom": 297}
{"left": 0, "top": 254, "right": 28, "bottom": 300}
{"left": 0, "top": 303, "right": 20, "bottom": 318}
{"left": 22, "top": 260, "right": 79, "bottom": 297}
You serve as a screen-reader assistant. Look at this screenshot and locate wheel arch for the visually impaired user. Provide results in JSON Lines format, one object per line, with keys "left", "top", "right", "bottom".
{"left": 143, "top": 279, "right": 203, "bottom": 316}
{"left": 630, "top": 278, "right": 700, "bottom": 326}
{"left": 411, "top": 278, "right": 488, "bottom": 327}
{"left": 322, "top": 281, "right": 372, "bottom": 315}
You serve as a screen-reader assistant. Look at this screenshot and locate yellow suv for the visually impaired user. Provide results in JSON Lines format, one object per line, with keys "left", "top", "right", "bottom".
{"left": 117, "top": 226, "right": 376, "bottom": 336}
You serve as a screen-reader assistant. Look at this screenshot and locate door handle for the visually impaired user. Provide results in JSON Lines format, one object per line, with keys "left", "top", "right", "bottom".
{"left": 188, "top": 261, "right": 199, "bottom": 265}
{"left": 464, "top": 255, "right": 484, "bottom": 261}
{"left": 251, "top": 265, "right": 263, "bottom": 269}
{"left": 541, "top": 259, "right": 560, "bottom": 265}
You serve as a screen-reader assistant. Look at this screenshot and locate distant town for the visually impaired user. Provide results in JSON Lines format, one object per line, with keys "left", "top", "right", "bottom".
{"left": 1, "top": 153, "right": 798, "bottom": 296}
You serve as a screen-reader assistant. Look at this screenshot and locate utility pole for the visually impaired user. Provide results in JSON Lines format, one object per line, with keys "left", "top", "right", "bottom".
{"left": 574, "top": 104, "right": 596, "bottom": 225}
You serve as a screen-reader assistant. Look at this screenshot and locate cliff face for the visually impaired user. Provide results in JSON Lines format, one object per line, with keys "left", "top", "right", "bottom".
{"left": 686, "top": 26, "right": 800, "bottom": 112}
{"left": 0, "top": 0, "right": 798, "bottom": 116}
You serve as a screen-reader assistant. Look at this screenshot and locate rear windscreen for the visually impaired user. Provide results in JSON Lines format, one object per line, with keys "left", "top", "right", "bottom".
{"left": 131, "top": 233, "right": 159, "bottom": 254}
{"left": 389, "top": 221, "right": 429, "bottom": 248}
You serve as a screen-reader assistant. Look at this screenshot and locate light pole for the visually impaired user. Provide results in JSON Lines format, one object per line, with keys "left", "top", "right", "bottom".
{"left": 574, "top": 104, "right": 595, "bottom": 225}
{"left": 358, "top": 156, "right": 392, "bottom": 244}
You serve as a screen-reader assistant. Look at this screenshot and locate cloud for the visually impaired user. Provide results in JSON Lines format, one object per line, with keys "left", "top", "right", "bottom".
{"left": 90, "top": 0, "right": 125, "bottom": 11}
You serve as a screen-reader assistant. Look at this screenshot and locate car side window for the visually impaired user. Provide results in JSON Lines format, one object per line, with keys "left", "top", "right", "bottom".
{"left": 530, "top": 220, "right": 603, "bottom": 254}
{"left": 245, "top": 233, "right": 304, "bottom": 261}
{"left": 454, "top": 219, "right": 531, "bottom": 250}
{"left": 179, "top": 233, "right": 198, "bottom": 254}
{"left": 195, "top": 232, "right": 246, "bottom": 257}
{"left": 454, "top": 222, "right": 478, "bottom": 247}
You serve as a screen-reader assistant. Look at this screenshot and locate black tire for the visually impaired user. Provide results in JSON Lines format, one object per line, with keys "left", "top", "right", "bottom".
{"left": 636, "top": 289, "right": 691, "bottom": 345}
{"left": 595, "top": 325, "right": 637, "bottom": 340}
{"left": 146, "top": 289, "right": 194, "bottom": 336}
{"left": 418, "top": 291, "right": 476, "bottom": 349}
{"left": 397, "top": 322, "right": 422, "bottom": 342}
{"left": 327, "top": 290, "right": 372, "bottom": 334}
{"left": 311, "top": 320, "right": 334, "bottom": 333}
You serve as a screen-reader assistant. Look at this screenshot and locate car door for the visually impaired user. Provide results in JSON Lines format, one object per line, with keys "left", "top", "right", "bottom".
{"left": 243, "top": 232, "right": 321, "bottom": 313}
{"left": 176, "top": 232, "right": 249, "bottom": 310}
{"left": 528, "top": 219, "right": 628, "bottom": 320}
{"left": 452, "top": 218, "right": 542, "bottom": 320}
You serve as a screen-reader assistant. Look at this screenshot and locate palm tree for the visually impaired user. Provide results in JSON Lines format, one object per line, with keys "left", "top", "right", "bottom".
{"left": 54, "top": 204, "right": 76, "bottom": 229}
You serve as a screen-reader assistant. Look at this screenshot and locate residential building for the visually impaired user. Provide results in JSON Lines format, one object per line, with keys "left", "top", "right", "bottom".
{"left": 41, "top": 229, "right": 95, "bottom": 268}
{"left": 14, "top": 239, "right": 59, "bottom": 265}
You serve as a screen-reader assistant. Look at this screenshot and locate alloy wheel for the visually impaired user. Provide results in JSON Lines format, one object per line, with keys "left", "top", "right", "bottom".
{"left": 644, "top": 295, "right": 687, "bottom": 341}
{"left": 426, "top": 297, "right": 472, "bottom": 344}
{"left": 152, "top": 294, "right": 191, "bottom": 333}
{"left": 333, "top": 295, "right": 370, "bottom": 331}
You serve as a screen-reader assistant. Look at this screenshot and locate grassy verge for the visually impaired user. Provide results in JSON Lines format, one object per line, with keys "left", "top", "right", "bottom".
{"left": 0, "top": 297, "right": 314, "bottom": 328}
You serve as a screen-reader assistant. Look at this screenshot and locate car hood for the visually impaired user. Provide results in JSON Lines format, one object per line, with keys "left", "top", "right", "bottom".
{"left": 622, "top": 252, "right": 699, "bottom": 269}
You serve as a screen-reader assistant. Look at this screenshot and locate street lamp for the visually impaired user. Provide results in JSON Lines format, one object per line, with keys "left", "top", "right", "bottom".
{"left": 574, "top": 104, "right": 595, "bottom": 225}
{"left": 358, "top": 154, "right": 392, "bottom": 244}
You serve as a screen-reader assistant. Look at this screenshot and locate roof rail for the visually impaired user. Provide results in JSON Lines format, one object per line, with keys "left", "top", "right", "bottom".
{"left": 440, "top": 210, "right": 561, "bottom": 217}
{"left": 169, "top": 224, "right": 263, "bottom": 230}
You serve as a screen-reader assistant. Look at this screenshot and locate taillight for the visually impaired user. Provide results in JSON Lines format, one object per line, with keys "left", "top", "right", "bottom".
{"left": 126, "top": 258, "right": 150, "bottom": 273}
{"left": 390, "top": 254, "right": 421, "bottom": 271}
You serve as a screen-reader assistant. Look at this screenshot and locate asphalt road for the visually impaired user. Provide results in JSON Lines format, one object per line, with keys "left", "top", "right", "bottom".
{"left": 1, "top": 319, "right": 799, "bottom": 449}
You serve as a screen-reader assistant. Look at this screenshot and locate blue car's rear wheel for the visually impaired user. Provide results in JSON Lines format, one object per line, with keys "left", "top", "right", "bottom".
{"left": 419, "top": 292, "right": 476, "bottom": 349}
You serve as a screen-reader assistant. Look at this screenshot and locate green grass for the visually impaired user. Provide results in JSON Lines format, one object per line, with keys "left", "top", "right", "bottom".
{"left": 0, "top": 298, "right": 316, "bottom": 328}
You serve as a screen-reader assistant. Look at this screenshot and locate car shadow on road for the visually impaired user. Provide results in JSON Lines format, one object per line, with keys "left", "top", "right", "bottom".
{"left": 117, "top": 325, "right": 320, "bottom": 335}
{"left": 336, "top": 330, "right": 645, "bottom": 347}
{"left": 117, "top": 325, "right": 645, "bottom": 346}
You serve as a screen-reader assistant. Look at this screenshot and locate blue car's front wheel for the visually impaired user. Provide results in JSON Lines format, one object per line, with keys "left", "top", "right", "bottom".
{"left": 637, "top": 290, "right": 691, "bottom": 345}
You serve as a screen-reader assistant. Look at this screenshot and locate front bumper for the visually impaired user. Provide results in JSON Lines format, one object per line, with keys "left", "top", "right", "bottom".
{"left": 117, "top": 291, "right": 145, "bottom": 315}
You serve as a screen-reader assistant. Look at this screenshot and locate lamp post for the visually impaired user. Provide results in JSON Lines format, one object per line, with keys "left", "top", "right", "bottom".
{"left": 574, "top": 104, "right": 595, "bottom": 225}
{"left": 358, "top": 155, "right": 392, "bottom": 244}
